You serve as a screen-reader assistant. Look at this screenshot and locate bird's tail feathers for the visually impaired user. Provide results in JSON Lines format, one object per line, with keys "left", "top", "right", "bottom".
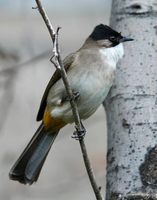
{"left": 9, "top": 123, "right": 58, "bottom": 184}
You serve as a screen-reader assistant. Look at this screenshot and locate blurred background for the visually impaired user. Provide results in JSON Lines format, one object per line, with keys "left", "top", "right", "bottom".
{"left": 0, "top": 0, "right": 111, "bottom": 199}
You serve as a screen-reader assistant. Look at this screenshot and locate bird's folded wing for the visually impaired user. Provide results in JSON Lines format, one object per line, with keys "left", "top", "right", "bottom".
{"left": 36, "top": 52, "right": 76, "bottom": 121}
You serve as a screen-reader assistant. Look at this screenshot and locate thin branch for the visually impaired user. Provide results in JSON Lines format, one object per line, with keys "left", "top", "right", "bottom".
{"left": 34, "top": 1, "right": 55, "bottom": 43}
{"left": 54, "top": 28, "right": 82, "bottom": 133}
{"left": 35, "top": 1, "right": 104, "bottom": 199}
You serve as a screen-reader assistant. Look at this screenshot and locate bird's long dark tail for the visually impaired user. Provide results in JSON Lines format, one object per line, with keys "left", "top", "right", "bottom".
{"left": 9, "top": 123, "right": 59, "bottom": 185}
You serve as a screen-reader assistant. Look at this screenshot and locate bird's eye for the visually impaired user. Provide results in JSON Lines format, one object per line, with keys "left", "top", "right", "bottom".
{"left": 109, "top": 36, "right": 116, "bottom": 42}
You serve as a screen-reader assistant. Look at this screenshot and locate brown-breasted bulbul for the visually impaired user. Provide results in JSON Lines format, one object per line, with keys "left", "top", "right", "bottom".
{"left": 9, "top": 24, "right": 133, "bottom": 184}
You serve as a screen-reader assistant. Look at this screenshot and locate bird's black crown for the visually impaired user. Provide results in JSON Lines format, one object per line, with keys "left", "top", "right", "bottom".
{"left": 90, "top": 24, "right": 121, "bottom": 41}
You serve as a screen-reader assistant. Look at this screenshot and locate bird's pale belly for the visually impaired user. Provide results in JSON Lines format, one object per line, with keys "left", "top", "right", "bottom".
{"left": 49, "top": 70, "right": 114, "bottom": 123}
{"left": 76, "top": 80, "right": 112, "bottom": 120}
{"left": 78, "top": 91, "right": 110, "bottom": 120}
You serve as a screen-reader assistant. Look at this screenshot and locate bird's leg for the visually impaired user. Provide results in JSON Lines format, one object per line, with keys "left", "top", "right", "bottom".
{"left": 62, "top": 90, "right": 80, "bottom": 102}
{"left": 72, "top": 122, "right": 86, "bottom": 140}
{"left": 72, "top": 90, "right": 80, "bottom": 101}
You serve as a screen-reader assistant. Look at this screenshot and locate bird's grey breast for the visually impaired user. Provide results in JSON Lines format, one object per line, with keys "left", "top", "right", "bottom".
{"left": 66, "top": 48, "right": 116, "bottom": 119}
{"left": 71, "top": 48, "right": 116, "bottom": 93}
{"left": 47, "top": 47, "right": 117, "bottom": 122}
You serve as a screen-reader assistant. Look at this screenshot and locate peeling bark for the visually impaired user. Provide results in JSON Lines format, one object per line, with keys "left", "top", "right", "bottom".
{"left": 104, "top": 0, "right": 157, "bottom": 199}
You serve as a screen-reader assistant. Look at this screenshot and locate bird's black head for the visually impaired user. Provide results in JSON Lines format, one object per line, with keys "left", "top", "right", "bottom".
{"left": 89, "top": 24, "right": 133, "bottom": 47}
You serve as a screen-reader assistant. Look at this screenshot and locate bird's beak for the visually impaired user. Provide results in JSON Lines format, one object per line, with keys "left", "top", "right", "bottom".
{"left": 120, "top": 37, "right": 134, "bottom": 43}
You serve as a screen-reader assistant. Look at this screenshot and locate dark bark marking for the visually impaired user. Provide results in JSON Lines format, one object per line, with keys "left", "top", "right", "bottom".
{"left": 122, "top": 118, "right": 130, "bottom": 128}
{"left": 139, "top": 145, "right": 157, "bottom": 188}
{"left": 116, "top": 2, "right": 157, "bottom": 17}
{"left": 154, "top": 25, "right": 157, "bottom": 35}
{"left": 110, "top": 192, "right": 157, "bottom": 200}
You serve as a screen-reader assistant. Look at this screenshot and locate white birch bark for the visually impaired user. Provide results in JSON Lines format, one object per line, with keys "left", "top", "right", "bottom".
{"left": 104, "top": 0, "right": 157, "bottom": 199}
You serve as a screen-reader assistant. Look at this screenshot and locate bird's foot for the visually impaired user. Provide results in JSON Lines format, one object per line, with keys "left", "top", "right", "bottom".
{"left": 72, "top": 123, "right": 86, "bottom": 141}
{"left": 72, "top": 90, "right": 80, "bottom": 101}
{"left": 63, "top": 90, "right": 80, "bottom": 102}
{"left": 66, "top": 90, "right": 80, "bottom": 101}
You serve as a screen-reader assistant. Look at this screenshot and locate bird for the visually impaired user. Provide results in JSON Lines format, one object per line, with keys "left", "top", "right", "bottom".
{"left": 9, "top": 24, "right": 133, "bottom": 185}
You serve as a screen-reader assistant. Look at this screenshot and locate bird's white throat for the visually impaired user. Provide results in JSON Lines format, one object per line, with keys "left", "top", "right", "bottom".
{"left": 100, "top": 43, "right": 124, "bottom": 67}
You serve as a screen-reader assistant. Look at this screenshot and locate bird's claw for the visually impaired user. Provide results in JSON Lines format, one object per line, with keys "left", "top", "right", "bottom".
{"left": 72, "top": 124, "right": 86, "bottom": 140}
{"left": 63, "top": 90, "right": 80, "bottom": 102}
{"left": 72, "top": 91, "right": 80, "bottom": 101}
{"left": 72, "top": 130, "right": 86, "bottom": 140}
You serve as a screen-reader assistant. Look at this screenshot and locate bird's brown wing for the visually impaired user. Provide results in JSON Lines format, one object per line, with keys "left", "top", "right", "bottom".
{"left": 36, "top": 53, "right": 76, "bottom": 121}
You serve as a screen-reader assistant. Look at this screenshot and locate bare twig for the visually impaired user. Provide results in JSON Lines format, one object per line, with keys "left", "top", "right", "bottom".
{"left": 35, "top": 0, "right": 55, "bottom": 42}
{"left": 35, "top": 1, "right": 104, "bottom": 199}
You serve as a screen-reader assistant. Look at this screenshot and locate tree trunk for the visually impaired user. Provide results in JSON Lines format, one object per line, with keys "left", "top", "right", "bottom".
{"left": 104, "top": 0, "right": 157, "bottom": 199}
